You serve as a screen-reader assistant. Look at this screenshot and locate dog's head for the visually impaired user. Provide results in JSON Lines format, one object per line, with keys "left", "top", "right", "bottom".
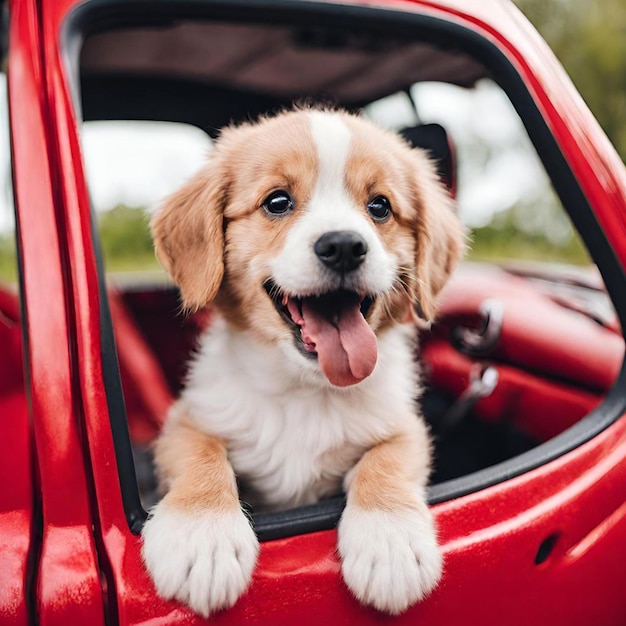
{"left": 151, "top": 108, "right": 465, "bottom": 388}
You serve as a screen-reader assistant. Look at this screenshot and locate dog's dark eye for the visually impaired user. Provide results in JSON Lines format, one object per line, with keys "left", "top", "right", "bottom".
{"left": 263, "top": 190, "right": 294, "bottom": 216}
{"left": 367, "top": 196, "right": 392, "bottom": 222}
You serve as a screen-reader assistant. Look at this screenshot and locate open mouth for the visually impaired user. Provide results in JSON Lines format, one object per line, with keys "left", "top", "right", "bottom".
{"left": 264, "top": 281, "right": 374, "bottom": 354}
{"left": 263, "top": 280, "right": 378, "bottom": 387}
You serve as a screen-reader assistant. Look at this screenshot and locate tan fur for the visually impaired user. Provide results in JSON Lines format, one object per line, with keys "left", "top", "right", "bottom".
{"left": 154, "top": 415, "right": 240, "bottom": 513}
{"left": 411, "top": 153, "right": 466, "bottom": 321}
{"left": 347, "top": 419, "right": 432, "bottom": 512}
{"left": 151, "top": 163, "right": 229, "bottom": 311}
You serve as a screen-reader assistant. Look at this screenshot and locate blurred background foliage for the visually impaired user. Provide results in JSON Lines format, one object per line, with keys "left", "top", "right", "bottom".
{"left": 467, "top": 0, "right": 626, "bottom": 266}
{"left": 97, "top": 204, "right": 157, "bottom": 273}
{"left": 514, "top": 0, "right": 626, "bottom": 161}
{"left": 0, "top": 231, "right": 15, "bottom": 283}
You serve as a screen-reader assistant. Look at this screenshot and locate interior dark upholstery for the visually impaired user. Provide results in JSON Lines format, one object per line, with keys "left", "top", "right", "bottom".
{"left": 401, "top": 123, "right": 456, "bottom": 192}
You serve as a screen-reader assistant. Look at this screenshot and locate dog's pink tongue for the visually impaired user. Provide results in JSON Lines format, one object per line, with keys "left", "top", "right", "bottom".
{"left": 301, "top": 295, "right": 377, "bottom": 387}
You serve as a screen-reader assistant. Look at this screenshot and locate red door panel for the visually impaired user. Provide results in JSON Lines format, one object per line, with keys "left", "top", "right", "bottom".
{"left": 8, "top": 0, "right": 105, "bottom": 624}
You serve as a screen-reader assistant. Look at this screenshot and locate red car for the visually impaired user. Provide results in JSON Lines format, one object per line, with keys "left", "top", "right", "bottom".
{"left": 2, "top": 0, "right": 626, "bottom": 624}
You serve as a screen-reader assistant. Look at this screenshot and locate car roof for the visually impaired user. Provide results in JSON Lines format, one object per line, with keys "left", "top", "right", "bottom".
{"left": 78, "top": 5, "right": 494, "bottom": 132}
{"left": 80, "top": 20, "right": 488, "bottom": 99}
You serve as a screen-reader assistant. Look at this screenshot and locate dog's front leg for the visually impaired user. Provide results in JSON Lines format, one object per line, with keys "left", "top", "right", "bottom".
{"left": 141, "top": 415, "right": 259, "bottom": 617}
{"left": 338, "top": 419, "right": 443, "bottom": 614}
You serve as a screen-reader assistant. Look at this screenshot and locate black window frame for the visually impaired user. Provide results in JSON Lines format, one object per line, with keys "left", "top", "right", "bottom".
{"left": 62, "top": 0, "right": 626, "bottom": 540}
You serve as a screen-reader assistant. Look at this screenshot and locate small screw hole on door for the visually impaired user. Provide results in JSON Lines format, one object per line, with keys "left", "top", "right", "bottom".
{"left": 535, "top": 534, "right": 559, "bottom": 565}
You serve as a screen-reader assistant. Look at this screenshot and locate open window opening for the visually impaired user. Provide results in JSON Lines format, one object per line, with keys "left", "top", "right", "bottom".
{"left": 68, "top": 2, "right": 625, "bottom": 537}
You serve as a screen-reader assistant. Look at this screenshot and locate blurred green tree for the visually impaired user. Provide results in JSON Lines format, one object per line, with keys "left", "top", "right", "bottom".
{"left": 514, "top": 0, "right": 626, "bottom": 159}
{"left": 0, "top": 231, "right": 16, "bottom": 283}
{"left": 98, "top": 204, "right": 160, "bottom": 273}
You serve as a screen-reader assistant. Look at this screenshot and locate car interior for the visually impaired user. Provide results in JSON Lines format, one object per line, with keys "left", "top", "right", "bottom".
{"left": 1, "top": 2, "right": 623, "bottom": 541}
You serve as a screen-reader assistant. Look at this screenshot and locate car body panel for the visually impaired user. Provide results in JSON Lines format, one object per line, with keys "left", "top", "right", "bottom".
{"left": 4, "top": 0, "right": 626, "bottom": 623}
{"left": 0, "top": 287, "right": 31, "bottom": 626}
{"left": 8, "top": 1, "right": 105, "bottom": 624}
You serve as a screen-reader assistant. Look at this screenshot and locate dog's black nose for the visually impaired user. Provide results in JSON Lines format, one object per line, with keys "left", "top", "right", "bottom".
{"left": 314, "top": 231, "right": 368, "bottom": 273}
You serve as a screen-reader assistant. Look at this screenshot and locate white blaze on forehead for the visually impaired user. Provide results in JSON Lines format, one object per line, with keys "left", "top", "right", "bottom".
{"left": 309, "top": 111, "right": 351, "bottom": 201}
{"left": 305, "top": 111, "right": 364, "bottom": 231}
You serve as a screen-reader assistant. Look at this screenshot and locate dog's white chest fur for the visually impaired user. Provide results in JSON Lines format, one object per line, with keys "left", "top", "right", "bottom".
{"left": 175, "top": 317, "right": 419, "bottom": 510}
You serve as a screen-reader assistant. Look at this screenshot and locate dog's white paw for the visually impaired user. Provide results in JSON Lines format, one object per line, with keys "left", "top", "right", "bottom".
{"left": 338, "top": 505, "right": 442, "bottom": 614}
{"left": 141, "top": 501, "right": 259, "bottom": 617}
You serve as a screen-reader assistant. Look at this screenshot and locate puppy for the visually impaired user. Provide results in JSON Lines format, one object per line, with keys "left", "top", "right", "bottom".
{"left": 141, "top": 107, "right": 464, "bottom": 617}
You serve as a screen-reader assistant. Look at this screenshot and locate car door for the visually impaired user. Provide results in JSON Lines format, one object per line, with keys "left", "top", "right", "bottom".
{"left": 7, "top": 1, "right": 105, "bottom": 624}
{"left": 36, "top": 0, "right": 626, "bottom": 624}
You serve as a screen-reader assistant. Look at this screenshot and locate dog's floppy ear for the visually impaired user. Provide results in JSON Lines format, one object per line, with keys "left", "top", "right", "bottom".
{"left": 412, "top": 152, "right": 466, "bottom": 322}
{"left": 151, "top": 159, "right": 228, "bottom": 310}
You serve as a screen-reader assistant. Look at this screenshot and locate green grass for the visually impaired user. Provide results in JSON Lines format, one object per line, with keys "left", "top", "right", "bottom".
{"left": 0, "top": 234, "right": 16, "bottom": 284}
{"left": 101, "top": 251, "right": 162, "bottom": 274}
{"left": 467, "top": 226, "right": 591, "bottom": 266}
